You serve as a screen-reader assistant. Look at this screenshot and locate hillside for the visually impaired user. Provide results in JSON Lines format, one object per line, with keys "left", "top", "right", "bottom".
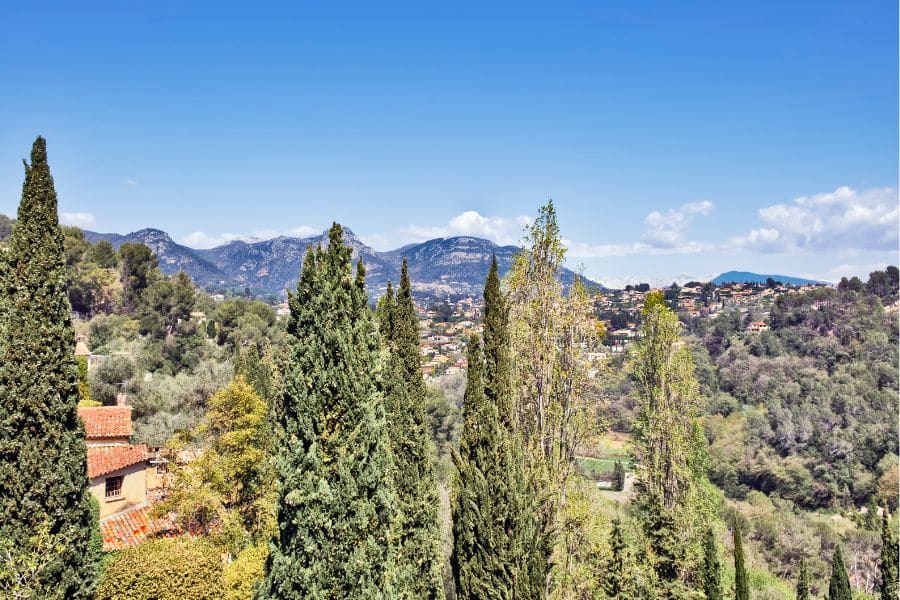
{"left": 712, "top": 270, "right": 825, "bottom": 286}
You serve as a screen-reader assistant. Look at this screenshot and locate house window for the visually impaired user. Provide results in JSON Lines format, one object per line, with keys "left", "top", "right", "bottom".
{"left": 105, "top": 475, "right": 123, "bottom": 499}
{"left": 155, "top": 461, "right": 168, "bottom": 475}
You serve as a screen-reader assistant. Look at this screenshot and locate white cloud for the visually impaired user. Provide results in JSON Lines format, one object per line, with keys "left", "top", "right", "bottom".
{"left": 564, "top": 200, "right": 715, "bottom": 258}
{"left": 642, "top": 200, "right": 714, "bottom": 248}
{"left": 181, "top": 225, "right": 320, "bottom": 249}
{"left": 60, "top": 212, "right": 96, "bottom": 228}
{"left": 403, "top": 210, "right": 533, "bottom": 246}
{"left": 124, "top": 179, "right": 138, "bottom": 188}
{"left": 732, "top": 186, "right": 898, "bottom": 253}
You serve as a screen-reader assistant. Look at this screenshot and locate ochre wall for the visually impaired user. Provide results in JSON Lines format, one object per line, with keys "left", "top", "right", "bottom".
{"left": 90, "top": 462, "right": 148, "bottom": 519}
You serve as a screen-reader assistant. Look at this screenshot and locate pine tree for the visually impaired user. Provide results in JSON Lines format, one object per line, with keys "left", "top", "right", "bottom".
{"left": 881, "top": 511, "right": 899, "bottom": 600}
{"left": 258, "top": 223, "right": 398, "bottom": 599}
{"left": 0, "top": 137, "right": 97, "bottom": 598}
{"left": 380, "top": 260, "right": 443, "bottom": 598}
{"left": 796, "top": 559, "right": 810, "bottom": 600}
{"left": 733, "top": 521, "right": 749, "bottom": 600}
{"left": 701, "top": 528, "right": 722, "bottom": 600}
{"left": 828, "top": 545, "right": 852, "bottom": 600}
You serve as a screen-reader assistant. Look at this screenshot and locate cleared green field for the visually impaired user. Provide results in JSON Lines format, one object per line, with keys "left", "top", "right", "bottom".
{"left": 576, "top": 456, "right": 633, "bottom": 479}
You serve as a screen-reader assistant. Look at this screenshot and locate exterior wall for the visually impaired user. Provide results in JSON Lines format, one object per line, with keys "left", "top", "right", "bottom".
{"left": 90, "top": 462, "right": 149, "bottom": 519}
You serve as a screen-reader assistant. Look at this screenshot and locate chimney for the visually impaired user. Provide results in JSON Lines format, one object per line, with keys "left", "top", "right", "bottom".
{"left": 116, "top": 393, "right": 127, "bottom": 407}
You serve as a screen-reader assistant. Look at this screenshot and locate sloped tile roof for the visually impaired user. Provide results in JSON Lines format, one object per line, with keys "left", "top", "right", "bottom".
{"left": 78, "top": 406, "right": 133, "bottom": 439}
{"left": 100, "top": 505, "right": 181, "bottom": 551}
{"left": 86, "top": 444, "right": 148, "bottom": 478}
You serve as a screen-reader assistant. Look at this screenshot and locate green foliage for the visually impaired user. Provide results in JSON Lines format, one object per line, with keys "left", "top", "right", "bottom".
{"left": 0, "top": 518, "right": 69, "bottom": 600}
{"left": 89, "top": 354, "right": 137, "bottom": 405}
{"left": 259, "top": 223, "right": 398, "bottom": 599}
{"left": 88, "top": 240, "right": 118, "bottom": 268}
{"left": 796, "top": 559, "right": 810, "bottom": 600}
{"left": 451, "top": 334, "right": 541, "bottom": 600}
{"left": 378, "top": 260, "right": 444, "bottom": 598}
{"left": 95, "top": 538, "right": 224, "bottom": 600}
{"left": 222, "top": 542, "right": 267, "bottom": 600}
{"left": 140, "top": 270, "right": 203, "bottom": 371}
{"left": 119, "top": 241, "right": 158, "bottom": 312}
{"left": 76, "top": 355, "right": 98, "bottom": 406}
{"left": 612, "top": 460, "right": 626, "bottom": 492}
{"left": 699, "top": 288, "right": 899, "bottom": 509}
{"left": 630, "top": 298, "right": 716, "bottom": 593}
{"left": 0, "top": 137, "right": 97, "bottom": 598}
{"left": 603, "top": 518, "right": 634, "bottom": 598}
{"left": 702, "top": 528, "right": 722, "bottom": 600}
{"left": 154, "top": 376, "right": 274, "bottom": 552}
{"left": 829, "top": 545, "right": 853, "bottom": 600}
{"left": 734, "top": 520, "right": 750, "bottom": 600}
{"left": 880, "top": 512, "right": 898, "bottom": 600}
{"left": 210, "top": 298, "right": 279, "bottom": 349}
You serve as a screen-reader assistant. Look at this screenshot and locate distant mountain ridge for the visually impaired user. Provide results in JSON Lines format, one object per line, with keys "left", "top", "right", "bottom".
{"left": 711, "top": 271, "right": 826, "bottom": 286}
{"left": 84, "top": 227, "right": 601, "bottom": 297}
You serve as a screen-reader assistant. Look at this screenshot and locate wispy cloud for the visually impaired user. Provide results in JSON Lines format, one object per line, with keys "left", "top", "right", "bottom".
{"left": 565, "top": 200, "right": 715, "bottom": 258}
{"left": 730, "top": 186, "right": 898, "bottom": 253}
{"left": 60, "top": 212, "right": 96, "bottom": 228}
{"left": 642, "top": 200, "right": 713, "bottom": 248}
{"left": 124, "top": 179, "right": 139, "bottom": 188}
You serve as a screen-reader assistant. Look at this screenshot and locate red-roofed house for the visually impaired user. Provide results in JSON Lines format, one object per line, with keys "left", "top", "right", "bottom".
{"left": 78, "top": 405, "right": 159, "bottom": 519}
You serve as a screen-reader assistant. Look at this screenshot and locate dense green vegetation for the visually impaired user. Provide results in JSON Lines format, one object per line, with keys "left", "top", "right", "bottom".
{"left": 0, "top": 138, "right": 98, "bottom": 599}
{"left": 1, "top": 140, "right": 896, "bottom": 600}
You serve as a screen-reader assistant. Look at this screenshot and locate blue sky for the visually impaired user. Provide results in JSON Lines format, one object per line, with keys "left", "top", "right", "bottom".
{"left": 1, "top": 1, "right": 896, "bottom": 286}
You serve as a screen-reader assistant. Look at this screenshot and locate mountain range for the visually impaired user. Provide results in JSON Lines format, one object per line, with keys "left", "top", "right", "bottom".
{"left": 83, "top": 227, "right": 596, "bottom": 298}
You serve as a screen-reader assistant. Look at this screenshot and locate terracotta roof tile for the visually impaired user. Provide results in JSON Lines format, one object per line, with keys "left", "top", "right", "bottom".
{"left": 87, "top": 444, "right": 148, "bottom": 479}
{"left": 78, "top": 406, "right": 133, "bottom": 439}
{"left": 100, "top": 505, "right": 181, "bottom": 551}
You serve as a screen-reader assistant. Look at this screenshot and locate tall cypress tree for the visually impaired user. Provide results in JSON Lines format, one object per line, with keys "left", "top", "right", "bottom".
{"left": 796, "top": 559, "right": 810, "bottom": 600}
{"left": 258, "top": 223, "right": 398, "bottom": 599}
{"left": 451, "top": 261, "right": 541, "bottom": 600}
{"left": 881, "top": 511, "right": 899, "bottom": 600}
{"left": 701, "top": 528, "right": 722, "bottom": 600}
{"left": 0, "top": 137, "right": 97, "bottom": 598}
{"left": 828, "top": 545, "right": 852, "bottom": 600}
{"left": 482, "top": 256, "right": 512, "bottom": 423}
{"left": 380, "top": 260, "right": 443, "bottom": 598}
{"left": 733, "top": 520, "right": 749, "bottom": 600}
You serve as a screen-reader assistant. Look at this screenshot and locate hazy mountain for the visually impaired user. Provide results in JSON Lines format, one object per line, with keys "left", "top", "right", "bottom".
{"left": 83, "top": 226, "right": 601, "bottom": 297}
{"left": 711, "top": 271, "right": 826, "bottom": 286}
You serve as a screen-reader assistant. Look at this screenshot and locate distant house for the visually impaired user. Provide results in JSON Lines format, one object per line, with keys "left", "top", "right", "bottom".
{"left": 747, "top": 321, "right": 770, "bottom": 333}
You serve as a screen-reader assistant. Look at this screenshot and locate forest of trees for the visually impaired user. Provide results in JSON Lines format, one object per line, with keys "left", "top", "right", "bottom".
{"left": 0, "top": 138, "right": 897, "bottom": 599}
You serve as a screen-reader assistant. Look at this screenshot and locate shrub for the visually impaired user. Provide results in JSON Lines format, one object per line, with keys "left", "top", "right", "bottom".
{"left": 95, "top": 538, "right": 224, "bottom": 600}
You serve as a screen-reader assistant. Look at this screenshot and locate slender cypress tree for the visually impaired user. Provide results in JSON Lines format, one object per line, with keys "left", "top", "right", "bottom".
{"left": 0, "top": 137, "right": 97, "bottom": 598}
{"left": 881, "top": 511, "right": 899, "bottom": 600}
{"left": 482, "top": 256, "right": 512, "bottom": 423}
{"left": 451, "top": 262, "right": 541, "bottom": 600}
{"left": 381, "top": 260, "right": 443, "bottom": 598}
{"left": 701, "top": 528, "right": 722, "bottom": 600}
{"left": 796, "top": 559, "right": 810, "bottom": 600}
{"left": 604, "top": 518, "right": 631, "bottom": 598}
{"left": 733, "top": 521, "right": 750, "bottom": 600}
{"left": 258, "top": 223, "right": 398, "bottom": 599}
{"left": 828, "top": 545, "right": 852, "bottom": 600}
